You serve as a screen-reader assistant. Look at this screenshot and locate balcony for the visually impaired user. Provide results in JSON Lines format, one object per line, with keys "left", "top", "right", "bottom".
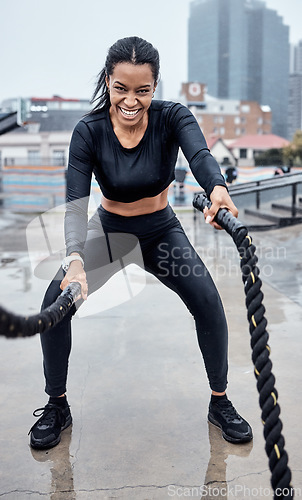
{"left": 2, "top": 157, "right": 66, "bottom": 167}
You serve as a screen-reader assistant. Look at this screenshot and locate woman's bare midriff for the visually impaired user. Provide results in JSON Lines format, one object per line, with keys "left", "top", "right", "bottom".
{"left": 101, "top": 187, "right": 169, "bottom": 216}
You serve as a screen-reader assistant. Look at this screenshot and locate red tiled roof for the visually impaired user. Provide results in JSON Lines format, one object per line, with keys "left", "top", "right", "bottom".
{"left": 206, "top": 136, "right": 220, "bottom": 149}
{"left": 229, "top": 134, "right": 290, "bottom": 150}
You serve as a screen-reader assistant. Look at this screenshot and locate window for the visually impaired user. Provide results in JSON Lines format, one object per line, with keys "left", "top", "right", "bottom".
{"left": 28, "top": 150, "right": 41, "bottom": 165}
{"left": 241, "top": 104, "right": 250, "bottom": 113}
{"left": 234, "top": 116, "right": 240, "bottom": 124}
{"left": 220, "top": 127, "right": 225, "bottom": 135}
{"left": 52, "top": 150, "right": 66, "bottom": 166}
{"left": 30, "top": 105, "right": 48, "bottom": 112}
{"left": 4, "top": 157, "right": 15, "bottom": 166}
{"left": 240, "top": 148, "right": 247, "bottom": 159}
{"left": 235, "top": 128, "right": 241, "bottom": 135}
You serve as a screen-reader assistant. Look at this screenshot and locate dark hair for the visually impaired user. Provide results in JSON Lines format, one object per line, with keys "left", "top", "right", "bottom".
{"left": 90, "top": 36, "right": 160, "bottom": 113}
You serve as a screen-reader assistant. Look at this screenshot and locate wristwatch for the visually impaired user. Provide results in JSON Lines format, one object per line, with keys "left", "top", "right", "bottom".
{"left": 61, "top": 255, "right": 84, "bottom": 272}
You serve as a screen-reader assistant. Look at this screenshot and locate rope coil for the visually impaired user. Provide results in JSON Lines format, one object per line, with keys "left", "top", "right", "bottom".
{"left": 193, "top": 193, "right": 294, "bottom": 500}
{"left": 0, "top": 282, "right": 81, "bottom": 338}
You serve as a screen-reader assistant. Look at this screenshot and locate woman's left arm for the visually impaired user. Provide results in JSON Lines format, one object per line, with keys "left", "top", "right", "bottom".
{"left": 169, "top": 103, "right": 238, "bottom": 229}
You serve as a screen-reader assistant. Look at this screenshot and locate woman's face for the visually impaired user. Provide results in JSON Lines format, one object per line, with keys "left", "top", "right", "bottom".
{"left": 106, "top": 62, "right": 156, "bottom": 127}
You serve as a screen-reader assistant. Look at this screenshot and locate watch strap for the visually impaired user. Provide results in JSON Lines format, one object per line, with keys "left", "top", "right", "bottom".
{"left": 62, "top": 255, "right": 84, "bottom": 272}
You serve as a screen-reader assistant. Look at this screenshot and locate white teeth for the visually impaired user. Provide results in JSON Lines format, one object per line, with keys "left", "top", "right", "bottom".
{"left": 120, "top": 107, "right": 139, "bottom": 116}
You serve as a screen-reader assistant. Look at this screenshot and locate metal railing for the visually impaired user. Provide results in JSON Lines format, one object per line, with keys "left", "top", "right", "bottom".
{"left": 228, "top": 171, "right": 302, "bottom": 216}
{"left": 2, "top": 157, "right": 66, "bottom": 167}
{"left": 193, "top": 171, "right": 302, "bottom": 228}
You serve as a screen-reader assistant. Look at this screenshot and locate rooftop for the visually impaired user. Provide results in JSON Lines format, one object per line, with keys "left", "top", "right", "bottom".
{"left": 229, "top": 134, "right": 290, "bottom": 150}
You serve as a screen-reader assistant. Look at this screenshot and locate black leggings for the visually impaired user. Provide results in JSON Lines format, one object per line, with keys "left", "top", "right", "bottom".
{"left": 40, "top": 204, "right": 228, "bottom": 396}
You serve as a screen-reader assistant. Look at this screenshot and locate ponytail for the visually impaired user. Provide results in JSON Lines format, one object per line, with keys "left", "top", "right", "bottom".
{"left": 90, "top": 68, "right": 110, "bottom": 112}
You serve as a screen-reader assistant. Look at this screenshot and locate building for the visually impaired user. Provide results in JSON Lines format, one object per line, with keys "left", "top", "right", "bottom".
{"left": 228, "top": 134, "right": 289, "bottom": 166}
{"left": 293, "top": 40, "right": 302, "bottom": 73}
{"left": 180, "top": 82, "right": 272, "bottom": 141}
{"left": 0, "top": 95, "right": 91, "bottom": 166}
{"left": 188, "top": 0, "right": 290, "bottom": 138}
{"left": 288, "top": 74, "right": 302, "bottom": 141}
{"left": 288, "top": 41, "right": 302, "bottom": 140}
{"left": 206, "top": 137, "right": 237, "bottom": 166}
{"left": 0, "top": 96, "right": 91, "bottom": 210}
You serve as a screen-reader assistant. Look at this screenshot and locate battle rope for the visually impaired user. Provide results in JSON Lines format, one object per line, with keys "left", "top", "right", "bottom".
{"left": 193, "top": 193, "right": 293, "bottom": 500}
{"left": 0, "top": 282, "right": 81, "bottom": 338}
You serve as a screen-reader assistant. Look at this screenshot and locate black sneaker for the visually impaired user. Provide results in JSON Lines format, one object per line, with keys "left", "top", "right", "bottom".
{"left": 208, "top": 398, "right": 253, "bottom": 444}
{"left": 29, "top": 401, "right": 72, "bottom": 449}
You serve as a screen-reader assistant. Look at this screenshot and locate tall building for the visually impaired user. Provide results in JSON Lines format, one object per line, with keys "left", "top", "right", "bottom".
{"left": 188, "top": 0, "right": 290, "bottom": 138}
{"left": 288, "top": 41, "right": 302, "bottom": 140}
{"left": 293, "top": 40, "right": 302, "bottom": 73}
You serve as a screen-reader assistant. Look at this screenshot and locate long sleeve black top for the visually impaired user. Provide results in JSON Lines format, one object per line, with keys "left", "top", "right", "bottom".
{"left": 65, "top": 100, "right": 227, "bottom": 257}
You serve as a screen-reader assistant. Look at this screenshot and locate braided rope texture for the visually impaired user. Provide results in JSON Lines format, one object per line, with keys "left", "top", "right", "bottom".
{"left": 193, "top": 193, "right": 293, "bottom": 499}
{"left": 0, "top": 282, "right": 81, "bottom": 338}
{"left": 233, "top": 228, "right": 293, "bottom": 499}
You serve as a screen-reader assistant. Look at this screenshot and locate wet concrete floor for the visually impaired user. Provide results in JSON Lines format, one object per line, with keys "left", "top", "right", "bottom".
{"left": 0, "top": 206, "right": 301, "bottom": 499}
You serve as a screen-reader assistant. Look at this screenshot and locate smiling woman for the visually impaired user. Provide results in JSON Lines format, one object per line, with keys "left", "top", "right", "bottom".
{"left": 28, "top": 36, "right": 253, "bottom": 451}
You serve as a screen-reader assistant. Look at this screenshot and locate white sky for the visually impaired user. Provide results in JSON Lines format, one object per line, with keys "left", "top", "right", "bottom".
{"left": 0, "top": 0, "right": 301, "bottom": 103}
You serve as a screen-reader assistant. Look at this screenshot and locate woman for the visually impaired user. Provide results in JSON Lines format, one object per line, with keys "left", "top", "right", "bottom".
{"left": 29, "top": 37, "right": 252, "bottom": 449}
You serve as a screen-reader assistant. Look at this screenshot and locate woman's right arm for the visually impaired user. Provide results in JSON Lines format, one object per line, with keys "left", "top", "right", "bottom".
{"left": 62, "top": 120, "right": 95, "bottom": 299}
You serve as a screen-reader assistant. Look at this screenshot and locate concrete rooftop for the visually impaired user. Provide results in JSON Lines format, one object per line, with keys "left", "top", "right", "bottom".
{"left": 0, "top": 206, "right": 301, "bottom": 499}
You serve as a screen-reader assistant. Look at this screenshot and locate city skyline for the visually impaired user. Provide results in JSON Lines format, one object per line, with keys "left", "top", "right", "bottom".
{"left": 0, "top": 0, "right": 301, "bottom": 104}
{"left": 188, "top": 0, "right": 290, "bottom": 138}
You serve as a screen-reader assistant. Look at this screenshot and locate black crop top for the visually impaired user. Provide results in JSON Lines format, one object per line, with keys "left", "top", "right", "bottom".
{"left": 65, "top": 100, "right": 227, "bottom": 257}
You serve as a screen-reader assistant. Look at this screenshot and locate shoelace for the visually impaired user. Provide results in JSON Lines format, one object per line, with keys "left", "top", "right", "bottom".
{"left": 214, "top": 399, "right": 241, "bottom": 423}
{"left": 28, "top": 403, "right": 65, "bottom": 435}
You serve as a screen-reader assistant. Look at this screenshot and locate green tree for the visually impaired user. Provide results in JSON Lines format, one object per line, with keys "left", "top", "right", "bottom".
{"left": 254, "top": 148, "right": 283, "bottom": 166}
{"left": 283, "top": 130, "right": 302, "bottom": 167}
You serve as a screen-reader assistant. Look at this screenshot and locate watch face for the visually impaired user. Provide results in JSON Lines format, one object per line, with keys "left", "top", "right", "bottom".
{"left": 62, "top": 258, "right": 69, "bottom": 271}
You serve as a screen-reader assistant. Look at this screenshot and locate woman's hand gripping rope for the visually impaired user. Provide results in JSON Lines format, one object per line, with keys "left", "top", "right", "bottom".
{"left": 60, "top": 259, "right": 88, "bottom": 301}
{"left": 203, "top": 185, "right": 238, "bottom": 230}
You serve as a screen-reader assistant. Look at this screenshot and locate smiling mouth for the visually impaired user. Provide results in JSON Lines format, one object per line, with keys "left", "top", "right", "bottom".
{"left": 118, "top": 106, "right": 141, "bottom": 117}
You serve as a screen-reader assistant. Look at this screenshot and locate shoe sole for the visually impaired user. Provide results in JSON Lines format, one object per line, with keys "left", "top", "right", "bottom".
{"left": 30, "top": 414, "right": 72, "bottom": 450}
{"left": 208, "top": 413, "right": 253, "bottom": 444}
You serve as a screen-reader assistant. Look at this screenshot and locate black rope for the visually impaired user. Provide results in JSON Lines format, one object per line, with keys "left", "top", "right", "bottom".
{"left": 0, "top": 282, "right": 81, "bottom": 338}
{"left": 193, "top": 193, "right": 294, "bottom": 500}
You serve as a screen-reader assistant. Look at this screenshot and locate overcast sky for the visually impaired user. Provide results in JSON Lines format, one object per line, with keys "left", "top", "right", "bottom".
{"left": 0, "top": 0, "right": 301, "bottom": 103}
